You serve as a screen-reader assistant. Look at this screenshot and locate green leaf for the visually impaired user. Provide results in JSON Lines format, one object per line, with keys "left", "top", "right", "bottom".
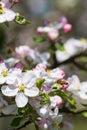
{"left": 49, "top": 89, "right": 76, "bottom": 106}
{"left": 36, "top": 78, "right": 45, "bottom": 89}
{"left": 10, "top": 116, "right": 23, "bottom": 127}
{"left": 40, "top": 93, "right": 50, "bottom": 105}
{"left": 14, "top": 13, "right": 31, "bottom": 25}
{"left": 58, "top": 44, "right": 65, "bottom": 51}
{"left": 33, "top": 37, "right": 46, "bottom": 44}
{"left": 81, "top": 104, "right": 87, "bottom": 107}
{"left": 82, "top": 111, "right": 87, "bottom": 118}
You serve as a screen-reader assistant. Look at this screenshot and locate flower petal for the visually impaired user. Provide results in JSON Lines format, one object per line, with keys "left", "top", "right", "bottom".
{"left": 24, "top": 87, "right": 39, "bottom": 97}
{"left": 2, "top": 104, "right": 17, "bottom": 115}
{"left": 15, "top": 92, "right": 28, "bottom": 108}
{"left": 0, "top": 76, "right": 6, "bottom": 84}
{"left": 5, "top": 8, "right": 16, "bottom": 21}
{"left": 1, "top": 86, "right": 18, "bottom": 96}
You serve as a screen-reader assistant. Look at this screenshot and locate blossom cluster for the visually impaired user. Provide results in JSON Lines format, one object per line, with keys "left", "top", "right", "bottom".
{"left": 0, "top": 60, "right": 66, "bottom": 129}
{"left": 0, "top": 0, "right": 87, "bottom": 130}
{"left": 0, "top": 57, "right": 87, "bottom": 129}
{"left": 36, "top": 16, "right": 72, "bottom": 41}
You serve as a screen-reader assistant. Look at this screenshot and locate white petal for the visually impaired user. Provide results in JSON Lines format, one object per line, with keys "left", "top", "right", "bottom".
{"left": 24, "top": 87, "right": 39, "bottom": 97}
{"left": 37, "top": 105, "right": 49, "bottom": 118}
{"left": 81, "top": 82, "right": 87, "bottom": 92}
{"left": 0, "top": 15, "right": 6, "bottom": 23}
{"left": 0, "top": 76, "right": 6, "bottom": 84}
{"left": 15, "top": 92, "right": 28, "bottom": 108}
{"left": 79, "top": 92, "right": 87, "bottom": 100}
{"left": 1, "top": 86, "right": 18, "bottom": 96}
{"left": 23, "top": 71, "right": 36, "bottom": 85}
{"left": 2, "top": 104, "right": 17, "bottom": 115}
{"left": 6, "top": 74, "right": 17, "bottom": 84}
{"left": 56, "top": 50, "right": 70, "bottom": 62}
{"left": 5, "top": 8, "right": 16, "bottom": 21}
{"left": 0, "top": 63, "right": 7, "bottom": 73}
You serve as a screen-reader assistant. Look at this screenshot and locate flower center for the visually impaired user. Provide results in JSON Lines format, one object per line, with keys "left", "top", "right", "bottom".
{"left": 0, "top": 4, "right": 5, "bottom": 14}
{"left": 76, "top": 86, "right": 80, "bottom": 91}
{"left": 19, "top": 84, "right": 25, "bottom": 92}
{"left": 1, "top": 69, "right": 8, "bottom": 77}
{"left": 80, "top": 38, "right": 87, "bottom": 44}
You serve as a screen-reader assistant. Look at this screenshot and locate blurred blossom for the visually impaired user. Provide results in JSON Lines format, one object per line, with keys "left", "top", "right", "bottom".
{"left": 15, "top": 45, "right": 30, "bottom": 58}
{"left": 56, "top": 38, "right": 87, "bottom": 62}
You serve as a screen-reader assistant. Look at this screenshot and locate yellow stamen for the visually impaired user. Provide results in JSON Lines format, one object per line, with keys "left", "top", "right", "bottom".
{"left": 0, "top": 5, "right": 5, "bottom": 14}
{"left": 76, "top": 86, "right": 80, "bottom": 91}
{"left": 1, "top": 69, "right": 8, "bottom": 77}
{"left": 80, "top": 38, "right": 87, "bottom": 44}
{"left": 54, "top": 122, "right": 60, "bottom": 128}
{"left": 19, "top": 84, "right": 25, "bottom": 92}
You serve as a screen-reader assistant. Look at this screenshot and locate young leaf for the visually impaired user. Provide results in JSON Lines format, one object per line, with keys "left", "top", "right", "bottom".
{"left": 10, "top": 116, "right": 23, "bottom": 127}
{"left": 14, "top": 13, "right": 31, "bottom": 25}
{"left": 82, "top": 111, "right": 87, "bottom": 118}
{"left": 36, "top": 78, "right": 45, "bottom": 89}
{"left": 33, "top": 37, "right": 46, "bottom": 44}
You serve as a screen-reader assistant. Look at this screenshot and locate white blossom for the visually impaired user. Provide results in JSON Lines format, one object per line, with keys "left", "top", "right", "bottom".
{"left": 56, "top": 38, "right": 87, "bottom": 62}
{"left": 67, "top": 75, "right": 87, "bottom": 111}
{"left": 1, "top": 70, "right": 39, "bottom": 108}
{"left": 0, "top": 2, "right": 16, "bottom": 23}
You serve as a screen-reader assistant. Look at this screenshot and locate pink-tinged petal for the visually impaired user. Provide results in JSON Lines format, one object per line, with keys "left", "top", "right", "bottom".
{"left": 47, "top": 29, "right": 59, "bottom": 41}
{"left": 0, "top": 76, "right": 6, "bottom": 84}
{"left": 24, "top": 87, "right": 39, "bottom": 97}
{"left": 1, "top": 86, "right": 18, "bottom": 96}
{"left": 15, "top": 92, "right": 28, "bottom": 108}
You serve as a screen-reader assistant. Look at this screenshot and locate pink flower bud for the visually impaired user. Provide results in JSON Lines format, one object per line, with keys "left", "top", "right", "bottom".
{"left": 54, "top": 96, "right": 63, "bottom": 107}
{"left": 47, "top": 29, "right": 59, "bottom": 41}
{"left": 50, "top": 96, "right": 63, "bottom": 107}
{"left": 13, "top": 0, "right": 20, "bottom": 3}
{"left": 14, "top": 62, "right": 23, "bottom": 70}
{"left": 37, "top": 63, "right": 47, "bottom": 69}
{"left": 36, "top": 27, "right": 43, "bottom": 34}
{"left": 63, "top": 23, "right": 72, "bottom": 32}
{"left": 0, "top": 57, "right": 4, "bottom": 63}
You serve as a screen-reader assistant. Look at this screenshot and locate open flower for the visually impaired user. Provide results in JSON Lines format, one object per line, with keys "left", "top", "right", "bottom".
{"left": 28, "top": 49, "right": 50, "bottom": 66}
{"left": 48, "top": 67, "right": 65, "bottom": 82}
{"left": 67, "top": 75, "right": 87, "bottom": 111}
{"left": 56, "top": 38, "right": 87, "bottom": 62}
{"left": 0, "top": 1, "right": 16, "bottom": 23}
{"left": 0, "top": 62, "right": 22, "bottom": 85}
{"left": 15, "top": 45, "right": 30, "bottom": 58}
{"left": 1, "top": 70, "right": 39, "bottom": 108}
